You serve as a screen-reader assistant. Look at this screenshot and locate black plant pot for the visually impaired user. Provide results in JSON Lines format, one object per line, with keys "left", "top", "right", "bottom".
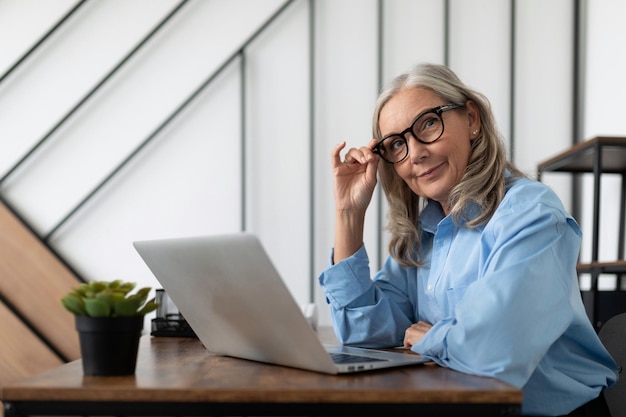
{"left": 75, "top": 315, "right": 144, "bottom": 376}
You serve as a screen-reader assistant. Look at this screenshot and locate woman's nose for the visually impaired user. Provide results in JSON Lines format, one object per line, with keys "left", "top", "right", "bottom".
{"left": 406, "top": 134, "right": 428, "bottom": 162}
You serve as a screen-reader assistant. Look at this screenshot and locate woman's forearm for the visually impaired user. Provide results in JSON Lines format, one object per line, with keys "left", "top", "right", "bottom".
{"left": 333, "top": 209, "right": 366, "bottom": 263}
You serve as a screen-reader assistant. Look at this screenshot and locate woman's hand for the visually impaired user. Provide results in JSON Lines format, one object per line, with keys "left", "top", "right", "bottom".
{"left": 331, "top": 139, "right": 380, "bottom": 262}
{"left": 403, "top": 321, "right": 433, "bottom": 348}
{"left": 331, "top": 139, "right": 380, "bottom": 214}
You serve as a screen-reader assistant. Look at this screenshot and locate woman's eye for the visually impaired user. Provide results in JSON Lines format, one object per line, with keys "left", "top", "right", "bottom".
{"left": 388, "top": 137, "right": 405, "bottom": 151}
{"left": 419, "top": 116, "right": 438, "bottom": 131}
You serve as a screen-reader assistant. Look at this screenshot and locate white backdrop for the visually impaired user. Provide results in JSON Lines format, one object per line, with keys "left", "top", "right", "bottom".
{"left": 0, "top": 0, "right": 624, "bottom": 327}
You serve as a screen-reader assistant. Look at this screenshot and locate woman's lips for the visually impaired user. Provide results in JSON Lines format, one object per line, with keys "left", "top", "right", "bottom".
{"left": 419, "top": 162, "right": 444, "bottom": 178}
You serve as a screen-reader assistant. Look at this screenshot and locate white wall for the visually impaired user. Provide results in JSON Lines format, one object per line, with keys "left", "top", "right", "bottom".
{"left": 0, "top": 0, "right": 624, "bottom": 326}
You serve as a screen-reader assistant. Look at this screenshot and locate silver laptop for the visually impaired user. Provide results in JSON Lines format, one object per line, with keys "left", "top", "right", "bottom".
{"left": 133, "top": 233, "right": 429, "bottom": 374}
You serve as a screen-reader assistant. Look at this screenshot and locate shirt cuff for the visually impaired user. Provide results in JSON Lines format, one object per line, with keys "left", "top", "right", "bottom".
{"left": 319, "top": 245, "right": 374, "bottom": 309}
{"left": 412, "top": 318, "right": 452, "bottom": 363}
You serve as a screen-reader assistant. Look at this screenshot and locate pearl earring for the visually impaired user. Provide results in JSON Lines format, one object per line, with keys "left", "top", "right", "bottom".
{"left": 472, "top": 130, "right": 478, "bottom": 135}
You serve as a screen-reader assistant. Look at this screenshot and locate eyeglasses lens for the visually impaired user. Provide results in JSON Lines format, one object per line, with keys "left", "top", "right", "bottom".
{"left": 378, "top": 112, "right": 444, "bottom": 163}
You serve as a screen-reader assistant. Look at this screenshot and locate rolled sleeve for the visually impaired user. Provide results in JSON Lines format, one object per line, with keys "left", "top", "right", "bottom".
{"left": 319, "top": 245, "right": 375, "bottom": 309}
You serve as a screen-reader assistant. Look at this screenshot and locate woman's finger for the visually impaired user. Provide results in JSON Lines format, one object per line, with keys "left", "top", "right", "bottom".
{"left": 331, "top": 141, "right": 347, "bottom": 167}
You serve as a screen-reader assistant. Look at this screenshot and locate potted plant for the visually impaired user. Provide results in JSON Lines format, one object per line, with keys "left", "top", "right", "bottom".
{"left": 61, "top": 280, "right": 158, "bottom": 376}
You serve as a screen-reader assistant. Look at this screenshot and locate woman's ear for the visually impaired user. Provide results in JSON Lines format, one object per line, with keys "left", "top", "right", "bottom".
{"left": 465, "top": 100, "right": 481, "bottom": 139}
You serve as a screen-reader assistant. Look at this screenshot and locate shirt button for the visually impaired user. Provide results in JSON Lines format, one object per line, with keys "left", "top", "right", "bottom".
{"left": 427, "top": 284, "right": 433, "bottom": 291}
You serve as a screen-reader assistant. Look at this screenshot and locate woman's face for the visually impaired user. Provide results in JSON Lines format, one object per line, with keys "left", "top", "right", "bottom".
{"left": 378, "top": 87, "right": 481, "bottom": 214}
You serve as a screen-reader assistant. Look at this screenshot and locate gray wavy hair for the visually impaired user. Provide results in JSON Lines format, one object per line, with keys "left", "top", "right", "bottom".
{"left": 373, "top": 63, "right": 524, "bottom": 267}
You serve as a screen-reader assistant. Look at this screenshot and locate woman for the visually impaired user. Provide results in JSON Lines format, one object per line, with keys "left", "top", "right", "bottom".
{"left": 318, "top": 63, "right": 618, "bottom": 416}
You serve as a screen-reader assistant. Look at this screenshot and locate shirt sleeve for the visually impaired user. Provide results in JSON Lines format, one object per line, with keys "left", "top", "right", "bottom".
{"left": 318, "top": 245, "right": 417, "bottom": 348}
{"left": 413, "top": 196, "right": 583, "bottom": 388}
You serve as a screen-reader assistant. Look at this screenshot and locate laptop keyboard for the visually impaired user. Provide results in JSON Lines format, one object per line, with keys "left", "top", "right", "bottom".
{"left": 329, "top": 352, "right": 387, "bottom": 364}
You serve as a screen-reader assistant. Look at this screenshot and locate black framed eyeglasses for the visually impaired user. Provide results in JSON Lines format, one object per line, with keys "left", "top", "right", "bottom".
{"left": 373, "top": 103, "right": 464, "bottom": 164}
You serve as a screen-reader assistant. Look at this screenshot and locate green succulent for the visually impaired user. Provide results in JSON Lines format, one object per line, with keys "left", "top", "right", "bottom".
{"left": 61, "top": 280, "right": 158, "bottom": 317}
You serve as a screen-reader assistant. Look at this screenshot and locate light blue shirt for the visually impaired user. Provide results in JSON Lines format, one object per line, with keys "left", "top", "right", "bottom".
{"left": 319, "top": 177, "right": 618, "bottom": 416}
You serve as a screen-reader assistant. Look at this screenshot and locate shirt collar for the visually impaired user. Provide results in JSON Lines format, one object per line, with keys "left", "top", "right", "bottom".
{"left": 420, "top": 198, "right": 483, "bottom": 234}
{"left": 419, "top": 170, "right": 516, "bottom": 233}
{"left": 420, "top": 200, "right": 446, "bottom": 234}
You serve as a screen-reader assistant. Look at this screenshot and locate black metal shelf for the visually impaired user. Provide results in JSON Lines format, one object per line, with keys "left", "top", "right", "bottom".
{"left": 577, "top": 261, "right": 626, "bottom": 275}
{"left": 537, "top": 136, "right": 626, "bottom": 331}
{"left": 538, "top": 136, "right": 626, "bottom": 174}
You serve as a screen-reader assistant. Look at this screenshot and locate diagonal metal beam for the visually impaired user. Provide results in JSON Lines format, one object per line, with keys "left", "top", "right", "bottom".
{"left": 44, "top": 0, "right": 296, "bottom": 240}
{"left": 0, "top": 0, "right": 190, "bottom": 186}
{"left": 0, "top": 0, "right": 89, "bottom": 86}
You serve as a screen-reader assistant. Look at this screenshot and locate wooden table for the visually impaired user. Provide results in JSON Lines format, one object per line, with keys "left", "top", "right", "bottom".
{"left": 1, "top": 335, "right": 522, "bottom": 416}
